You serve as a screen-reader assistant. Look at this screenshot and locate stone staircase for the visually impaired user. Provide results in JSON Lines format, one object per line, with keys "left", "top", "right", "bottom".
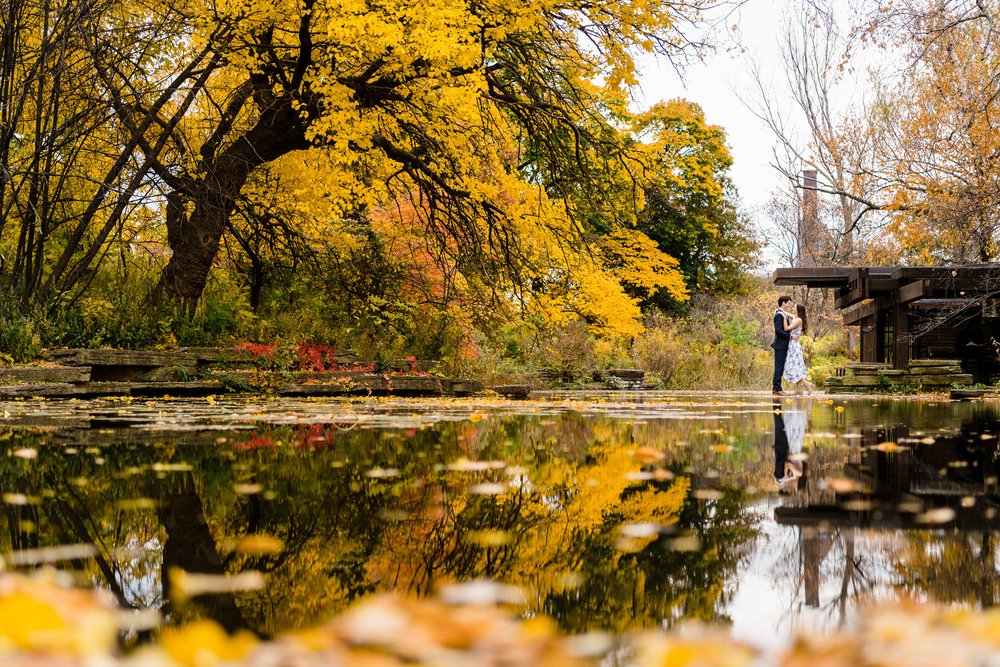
{"left": 825, "top": 359, "right": 973, "bottom": 393}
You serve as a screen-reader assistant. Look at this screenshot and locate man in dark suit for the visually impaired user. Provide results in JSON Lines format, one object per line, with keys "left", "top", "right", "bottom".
{"left": 771, "top": 295, "right": 795, "bottom": 396}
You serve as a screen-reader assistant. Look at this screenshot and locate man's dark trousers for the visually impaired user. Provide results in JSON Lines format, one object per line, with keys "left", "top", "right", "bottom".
{"left": 772, "top": 346, "right": 788, "bottom": 393}
{"left": 771, "top": 310, "right": 790, "bottom": 392}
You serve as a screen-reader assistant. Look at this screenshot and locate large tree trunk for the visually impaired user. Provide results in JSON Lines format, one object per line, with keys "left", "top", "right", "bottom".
{"left": 159, "top": 485, "right": 247, "bottom": 632}
{"left": 156, "top": 98, "right": 310, "bottom": 306}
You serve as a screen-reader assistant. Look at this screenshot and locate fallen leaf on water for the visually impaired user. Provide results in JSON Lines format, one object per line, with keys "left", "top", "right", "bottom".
{"left": 468, "top": 482, "right": 507, "bottom": 495}
{"left": 917, "top": 507, "right": 956, "bottom": 524}
{"left": 466, "top": 530, "right": 512, "bottom": 547}
{"left": 438, "top": 579, "right": 525, "bottom": 606}
{"left": 825, "top": 478, "right": 862, "bottom": 493}
{"left": 159, "top": 619, "right": 258, "bottom": 666}
{"left": 230, "top": 534, "right": 284, "bottom": 557}
{"left": 620, "top": 522, "right": 662, "bottom": 539}
{"left": 632, "top": 446, "right": 665, "bottom": 464}
{"left": 0, "top": 574, "right": 117, "bottom": 655}
{"left": 170, "top": 568, "right": 265, "bottom": 604}
{"left": 366, "top": 467, "right": 400, "bottom": 479}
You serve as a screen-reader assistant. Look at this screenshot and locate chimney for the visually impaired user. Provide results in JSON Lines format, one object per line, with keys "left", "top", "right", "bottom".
{"left": 799, "top": 169, "right": 820, "bottom": 267}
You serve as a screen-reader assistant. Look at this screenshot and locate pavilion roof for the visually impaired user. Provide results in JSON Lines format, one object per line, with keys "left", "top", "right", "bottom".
{"left": 773, "top": 265, "right": 1000, "bottom": 310}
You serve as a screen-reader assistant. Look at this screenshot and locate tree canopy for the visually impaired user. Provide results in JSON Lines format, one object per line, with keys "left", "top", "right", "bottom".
{"left": 0, "top": 0, "right": 752, "bottom": 354}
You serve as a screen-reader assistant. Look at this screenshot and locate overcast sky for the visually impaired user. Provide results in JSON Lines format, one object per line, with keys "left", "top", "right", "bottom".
{"left": 634, "top": 0, "right": 830, "bottom": 267}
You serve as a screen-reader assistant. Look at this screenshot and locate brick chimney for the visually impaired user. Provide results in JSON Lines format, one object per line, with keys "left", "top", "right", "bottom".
{"left": 799, "top": 169, "right": 820, "bottom": 267}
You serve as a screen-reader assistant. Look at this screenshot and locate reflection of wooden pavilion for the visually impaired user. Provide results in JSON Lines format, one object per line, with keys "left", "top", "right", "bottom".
{"left": 774, "top": 424, "right": 1000, "bottom": 606}
{"left": 773, "top": 266, "right": 1000, "bottom": 377}
{"left": 775, "top": 424, "right": 1000, "bottom": 532}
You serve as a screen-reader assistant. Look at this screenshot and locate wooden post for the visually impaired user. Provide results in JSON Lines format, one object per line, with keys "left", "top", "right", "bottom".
{"left": 874, "top": 312, "right": 885, "bottom": 364}
{"left": 802, "top": 527, "right": 821, "bottom": 607}
{"left": 894, "top": 303, "right": 909, "bottom": 370}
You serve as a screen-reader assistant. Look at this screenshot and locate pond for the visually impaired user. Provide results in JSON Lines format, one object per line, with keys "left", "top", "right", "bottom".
{"left": 1, "top": 392, "right": 998, "bottom": 651}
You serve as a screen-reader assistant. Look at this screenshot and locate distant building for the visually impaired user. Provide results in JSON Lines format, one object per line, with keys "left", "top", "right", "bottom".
{"left": 774, "top": 265, "right": 1000, "bottom": 382}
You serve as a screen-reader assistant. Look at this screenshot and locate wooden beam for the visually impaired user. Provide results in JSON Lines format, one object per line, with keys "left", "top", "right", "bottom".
{"left": 843, "top": 299, "right": 879, "bottom": 325}
{"left": 897, "top": 280, "right": 927, "bottom": 303}
{"left": 772, "top": 267, "right": 853, "bottom": 287}
{"left": 910, "top": 298, "right": 976, "bottom": 309}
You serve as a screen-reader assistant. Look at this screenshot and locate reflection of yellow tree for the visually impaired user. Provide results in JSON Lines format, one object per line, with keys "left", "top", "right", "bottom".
{"left": 364, "top": 438, "right": 691, "bottom": 629}
{"left": 894, "top": 532, "right": 998, "bottom": 607}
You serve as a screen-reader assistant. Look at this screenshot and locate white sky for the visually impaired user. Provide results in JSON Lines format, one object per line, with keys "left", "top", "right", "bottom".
{"left": 633, "top": 0, "right": 855, "bottom": 268}
{"left": 637, "top": 0, "right": 788, "bottom": 211}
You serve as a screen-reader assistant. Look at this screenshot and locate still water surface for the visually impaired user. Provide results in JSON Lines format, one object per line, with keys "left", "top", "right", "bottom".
{"left": 1, "top": 393, "right": 998, "bottom": 650}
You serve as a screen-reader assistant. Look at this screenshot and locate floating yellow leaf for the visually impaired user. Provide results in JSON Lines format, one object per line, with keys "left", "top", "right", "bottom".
{"left": 159, "top": 620, "right": 258, "bottom": 666}
{"left": 232, "top": 534, "right": 284, "bottom": 557}
{"left": 632, "top": 446, "right": 665, "bottom": 463}
{"left": 0, "top": 574, "right": 116, "bottom": 655}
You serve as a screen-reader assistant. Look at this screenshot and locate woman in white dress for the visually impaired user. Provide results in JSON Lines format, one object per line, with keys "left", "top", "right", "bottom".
{"left": 782, "top": 304, "right": 814, "bottom": 395}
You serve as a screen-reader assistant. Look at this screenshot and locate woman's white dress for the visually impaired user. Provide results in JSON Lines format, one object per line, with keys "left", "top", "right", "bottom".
{"left": 783, "top": 409, "right": 806, "bottom": 454}
{"left": 783, "top": 325, "right": 807, "bottom": 383}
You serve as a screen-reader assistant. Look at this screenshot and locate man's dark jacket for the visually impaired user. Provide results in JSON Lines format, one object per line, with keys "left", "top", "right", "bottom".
{"left": 771, "top": 311, "right": 790, "bottom": 350}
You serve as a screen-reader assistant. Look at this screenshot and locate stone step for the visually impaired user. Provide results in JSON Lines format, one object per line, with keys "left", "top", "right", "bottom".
{"left": 909, "top": 358, "right": 962, "bottom": 367}
{"left": 952, "top": 387, "right": 1000, "bottom": 400}
{"left": 276, "top": 375, "right": 482, "bottom": 397}
{"left": 905, "top": 374, "right": 974, "bottom": 386}
{"left": 845, "top": 362, "right": 893, "bottom": 370}
{"left": 0, "top": 381, "right": 225, "bottom": 399}
{"left": 607, "top": 368, "right": 645, "bottom": 381}
{"left": 490, "top": 384, "right": 531, "bottom": 399}
{"left": 840, "top": 376, "right": 892, "bottom": 386}
{"left": 46, "top": 348, "right": 199, "bottom": 366}
{"left": 443, "top": 379, "right": 484, "bottom": 396}
{"left": 0, "top": 366, "right": 91, "bottom": 384}
{"left": 908, "top": 365, "right": 963, "bottom": 375}
{"left": 851, "top": 368, "right": 907, "bottom": 377}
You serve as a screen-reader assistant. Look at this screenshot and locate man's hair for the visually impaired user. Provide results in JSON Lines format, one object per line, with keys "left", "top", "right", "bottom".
{"left": 778, "top": 295, "right": 792, "bottom": 307}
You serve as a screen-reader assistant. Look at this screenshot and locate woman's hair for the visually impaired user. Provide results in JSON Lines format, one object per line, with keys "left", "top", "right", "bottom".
{"left": 796, "top": 304, "right": 808, "bottom": 334}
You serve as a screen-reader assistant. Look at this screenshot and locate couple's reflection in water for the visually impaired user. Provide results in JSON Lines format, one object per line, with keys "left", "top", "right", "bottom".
{"left": 770, "top": 399, "right": 1000, "bottom": 615}
{"left": 773, "top": 398, "right": 862, "bottom": 612}
{"left": 773, "top": 400, "right": 808, "bottom": 495}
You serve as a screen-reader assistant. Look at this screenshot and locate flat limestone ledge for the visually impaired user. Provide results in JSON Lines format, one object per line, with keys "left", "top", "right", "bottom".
{"left": 906, "top": 374, "right": 974, "bottom": 386}
{"left": 844, "top": 362, "right": 893, "bottom": 372}
{"left": 45, "top": 347, "right": 261, "bottom": 369}
{"left": 591, "top": 368, "right": 646, "bottom": 381}
{"left": 0, "top": 381, "right": 225, "bottom": 399}
{"left": 833, "top": 372, "right": 973, "bottom": 387}
{"left": 47, "top": 348, "right": 200, "bottom": 366}
{"left": 836, "top": 375, "right": 898, "bottom": 387}
{"left": 952, "top": 387, "right": 1000, "bottom": 400}
{"left": 848, "top": 368, "right": 907, "bottom": 377}
{"left": 909, "top": 358, "right": 962, "bottom": 367}
{"left": 277, "top": 375, "right": 483, "bottom": 397}
{"left": 489, "top": 384, "right": 532, "bottom": 399}
{"left": 0, "top": 366, "right": 91, "bottom": 383}
{"left": 908, "top": 365, "right": 963, "bottom": 375}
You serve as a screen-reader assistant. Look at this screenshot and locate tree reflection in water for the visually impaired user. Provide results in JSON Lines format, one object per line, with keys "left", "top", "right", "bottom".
{"left": 0, "top": 396, "right": 998, "bottom": 644}
{"left": 770, "top": 403, "right": 1000, "bottom": 632}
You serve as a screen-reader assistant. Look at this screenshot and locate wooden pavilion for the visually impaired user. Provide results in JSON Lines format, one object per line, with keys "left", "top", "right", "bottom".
{"left": 773, "top": 265, "right": 1000, "bottom": 382}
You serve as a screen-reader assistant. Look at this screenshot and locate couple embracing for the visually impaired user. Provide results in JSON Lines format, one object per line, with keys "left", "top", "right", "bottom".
{"left": 771, "top": 295, "right": 815, "bottom": 396}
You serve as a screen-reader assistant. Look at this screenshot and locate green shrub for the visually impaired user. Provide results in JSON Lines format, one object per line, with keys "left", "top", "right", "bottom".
{"left": 0, "top": 306, "right": 42, "bottom": 362}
